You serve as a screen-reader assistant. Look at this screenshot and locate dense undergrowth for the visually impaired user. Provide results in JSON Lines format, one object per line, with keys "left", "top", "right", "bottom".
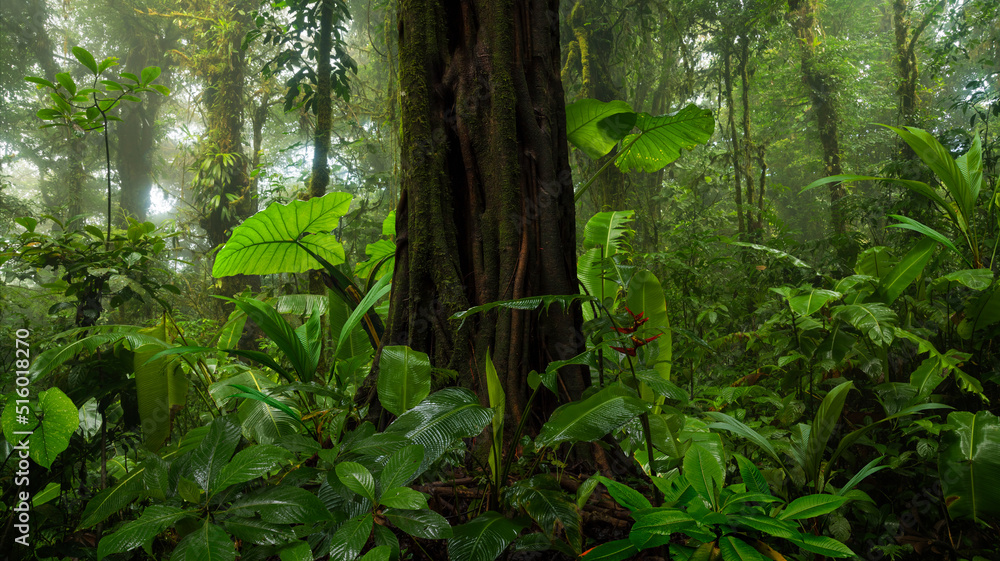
{"left": 2, "top": 125, "right": 1000, "bottom": 561}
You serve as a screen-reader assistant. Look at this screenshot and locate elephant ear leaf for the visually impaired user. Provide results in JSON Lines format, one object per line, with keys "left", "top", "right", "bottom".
{"left": 615, "top": 104, "right": 714, "bottom": 173}
{"left": 213, "top": 192, "right": 353, "bottom": 277}
{"left": 566, "top": 98, "right": 636, "bottom": 159}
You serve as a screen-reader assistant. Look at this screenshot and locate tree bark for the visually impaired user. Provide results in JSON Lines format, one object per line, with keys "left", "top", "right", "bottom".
{"left": 309, "top": 0, "right": 335, "bottom": 198}
{"left": 387, "top": 0, "right": 587, "bottom": 430}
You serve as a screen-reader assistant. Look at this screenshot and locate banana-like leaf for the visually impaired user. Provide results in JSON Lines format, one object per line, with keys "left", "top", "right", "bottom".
{"left": 578, "top": 247, "right": 619, "bottom": 308}
{"left": 615, "top": 104, "right": 714, "bottom": 173}
{"left": 448, "top": 511, "right": 525, "bottom": 561}
{"left": 535, "top": 386, "right": 647, "bottom": 449}
{"left": 384, "top": 388, "right": 493, "bottom": 476}
{"left": 626, "top": 270, "right": 672, "bottom": 383}
{"left": 938, "top": 410, "right": 1000, "bottom": 522}
{"left": 96, "top": 505, "right": 188, "bottom": 559}
{"left": 878, "top": 237, "right": 936, "bottom": 304}
{"left": 684, "top": 442, "right": 724, "bottom": 509}
{"left": 803, "top": 381, "right": 854, "bottom": 487}
{"left": 583, "top": 210, "right": 634, "bottom": 257}
{"left": 485, "top": 349, "right": 505, "bottom": 486}
{"left": 565, "top": 98, "right": 636, "bottom": 159}
{"left": 376, "top": 345, "right": 431, "bottom": 416}
{"left": 887, "top": 125, "right": 974, "bottom": 226}
{"left": 888, "top": 214, "right": 965, "bottom": 264}
{"left": 134, "top": 323, "right": 187, "bottom": 451}
{"left": 169, "top": 520, "right": 236, "bottom": 561}
{"left": 212, "top": 192, "right": 352, "bottom": 277}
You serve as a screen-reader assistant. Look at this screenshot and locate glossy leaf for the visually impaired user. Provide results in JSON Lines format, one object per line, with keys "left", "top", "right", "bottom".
{"left": 72, "top": 46, "right": 98, "bottom": 73}
{"left": 596, "top": 475, "right": 652, "bottom": 512}
{"left": 213, "top": 445, "right": 291, "bottom": 492}
{"left": 384, "top": 388, "right": 493, "bottom": 475}
{"left": 583, "top": 210, "right": 634, "bottom": 257}
{"left": 97, "top": 505, "right": 187, "bottom": 559}
{"left": 615, "top": 104, "right": 714, "bottom": 173}
{"left": 212, "top": 192, "right": 352, "bottom": 277}
{"left": 565, "top": 98, "right": 636, "bottom": 159}
{"left": 21, "top": 388, "right": 78, "bottom": 468}
{"left": 785, "top": 533, "right": 854, "bottom": 557}
{"left": 377, "top": 345, "right": 432, "bottom": 416}
{"left": 578, "top": 539, "right": 638, "bottom": 561}
{"left": 227, "top": 484, "right": 332, "bottom": 524}
{"left": 379, "top": 486, "right": 428, "bottom": 510}
{"left": 134, "top": 322, "right": 187, "bottom": 451}
{"left": 384, "top": 508, "right": 452, "bottom": 539}
{"left": 803, "top": 381, "right": 854, "bottom": 486}
{"left": 337, "top": 461, "right": 377, "bottom": 503}
{"left": 189, "top": 417, "right": 241, "bottom": 491}
{"left": 535, "top": 386, "right": 647, "bottom": 449}
{"left": 631, "top": 509, "right": 697, "bottom": 535}
{"left": 778, "top": 494, "right": 848, "bottom": 520}
{"left": 683, "top": 442, "right": 724, "bottom": 508}
{"left": 329, "top": 513, "right": 373, "bottom": 561}
{"left": 448, "top": 511, "right": 524, "bottom": 561}
{"left": 169, "top": 520, "right": 236, "bottom": 561}
{"left": 720, "top": 535, "right": 768, "bottom": 561}
{"left": 938, "top": 410, "right": 1000, "bottom": 521}
{"left": 79, "top": 465, "right": 146, "bottom": 528}
{"left": 380, "top": 444, "right": 424, "bottom": 490}
{"left": 833, "top": 303, "right": 897, "bottom": 345}
{"left": 734, "top": 453, "right": 770, "bottom": 496}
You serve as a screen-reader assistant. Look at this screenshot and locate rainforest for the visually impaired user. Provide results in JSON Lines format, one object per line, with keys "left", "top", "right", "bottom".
{"left": 0, "top": 0, "right": 998, "bottom": 560}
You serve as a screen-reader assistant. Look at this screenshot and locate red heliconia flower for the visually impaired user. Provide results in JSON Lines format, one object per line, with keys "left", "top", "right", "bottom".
{"left": 610, "top": 345, "right": 637, "bottom": 356}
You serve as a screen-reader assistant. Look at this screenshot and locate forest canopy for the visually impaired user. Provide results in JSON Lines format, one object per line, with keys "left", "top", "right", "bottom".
{"left": 1, "top": 0, "right": 999, "bottom": 560}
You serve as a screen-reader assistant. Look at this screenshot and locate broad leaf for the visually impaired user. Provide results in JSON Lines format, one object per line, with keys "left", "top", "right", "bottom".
{"left": 778, "top": 494, "right": 848, "bottom": 520}
{"left": 535, "top": 386, "right": 647, "bottom": 449}
{"left": 11, "top": 388, "right": 78, "bottom": 469}
{"left": 878, "top": 237, "right": 936, "bottom": 304}
{"left": 227, "top": 484, "right": 332, "bottom": 524}
{"left": 377, "top": 345, "right": 432, "bottom": 416}
{"left": 615, "top": 105, "right": 714, "bottom": 173}
{"left": 719, "top": 535, "right": 768, "bottom": 561}
{"left": 379, "top": 486, "right": 428, "bottom": 510}
{"left": 79, "top": 465, "right": 146, "bottom": 527}
{"left": 785, "top": 533, "right": 855, "bottom": 557}
{"left": 213, "top": 445, "right": 291, "bottom": 492}
{"left": 734, "top": 453, "right": 770, "bottom": 496}
{"left": 384, "top": 508, "right": 452, "bottom": 539}
{"left": 803, "top": 381, "right": 854, "bottom": 485}
{"left": 329, "top": 513, "right": 373, "bottom": 561}
{"left": 380, "top": 444, "right": 424, "bottom": 490}
{"left": 224, "top": 517, "right": 294, "bottom": 546}
{"left": 212, "top": 192, "right": 352, "bottom": 277}
{"left": 938, "top": 410, "right": 1000, "bottom": 521}
{"left": 135, "top": 323, "right": 187, "bottom": 451}
{"left": 169, "top": 520, "right": 236, "bottom": 561}
{"left": 566, "top": 98, "right": 636, "bottom": 159}
{"left": 189, "top": 417, "right": 241, "bottom": 491}
{"left": 97, "top": 505, "right": 188, "bottom": 559}
{"left": 833, "top": 303, "right": 897, "bottom": 345}
{"left": 583, "top": 210, "right": 634, "bottom": 257}
{"left": 384, "top": 388, "right": 493, "bottom": 476}
{"left": 577, "top": 539, "right": 638, "bottom": 561}
{"left": 631, "top": 509, "right": 697, "bottom": 535}
{"left": 337, "top": 461, "right": 377, "bottom": 503}
{"left": 449, "top": 511, "right": 524, "bottom": 561}
{"left": 596, "top": 475, "right": 652, "bottom": 512}
{"left": 72, "top": 46, "right": 98, "bottom": 73}
{"left": 683, "top": 442, "right": 724, "bottom": 508}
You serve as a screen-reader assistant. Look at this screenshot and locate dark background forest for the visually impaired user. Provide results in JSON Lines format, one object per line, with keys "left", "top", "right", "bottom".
{"left": 1, "top": 0, "right": 999, "bottom": 560}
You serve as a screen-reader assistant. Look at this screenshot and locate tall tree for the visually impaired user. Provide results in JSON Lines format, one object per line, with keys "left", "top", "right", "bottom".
{"left": 787, "top": 0, "right": 847, "bottom": 234}
{"left": 385, "top": 0, "right": 586, "bottom": 427}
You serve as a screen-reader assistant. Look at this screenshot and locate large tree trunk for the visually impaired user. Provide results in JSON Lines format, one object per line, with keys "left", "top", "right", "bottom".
{"left": 787, "top": 0, "right": 846, "bottom": 234}
{"left": 386, "top": 0, "right": 587, "bottom": 429}
{"left": 309, "top": 0, "right": 335, "bottom": 198}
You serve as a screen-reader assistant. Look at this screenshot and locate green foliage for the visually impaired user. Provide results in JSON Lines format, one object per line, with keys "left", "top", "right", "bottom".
{"left": 938, "top": 410, "right": 1000, "bottom": 522}
{"left": 1, "top": 387, "right": 78, "bottom": 468}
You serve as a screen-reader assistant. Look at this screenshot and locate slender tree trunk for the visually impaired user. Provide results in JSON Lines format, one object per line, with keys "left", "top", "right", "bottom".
{"left": 739, "top": 36, "right": 758, "bottom": 238}
{"left": 724, "top": 47, "right": 746, "bottom": 236}
{"left": 310, "top": 0, "right": 334, "bottom": 198}
{"left": 787, "top": 0, "right": 846, "bottom": 234}
{"left": 384, "top": 0, "right": 586, "bottom": 431}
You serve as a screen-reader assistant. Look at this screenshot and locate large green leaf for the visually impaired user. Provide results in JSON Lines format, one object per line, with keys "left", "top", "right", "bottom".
{"left": 578, "top": 247, "right": 618, "bottom": 306}
{"left": 631, "top": 509, "right": 697, "bottom": 536}
{"left": 788, "top": 289, "right": 842, "bottom": 317}
{"left": 97, "top": 505, "right": 188, "bottom": 559}
{"left": 223, "top": 517, "right": 294, "bottom": 546}
{"left": 683, "top": 442, "right": 724, "bottom": 509}
{"left": 169, "top": 520, "right": 236, "bottom": 561}
{"left": 706, "top": 412, "right": 782, "bottom": 467}
{"left": 212, "top": 192, "right": 352, "bottom": 277}
{"left": 583, "top": 210, "right": 634, "bottom": 257}
{"left": 28, "top": 326, "right": 169, "bottom": 383}
{"left": 785, "top": 533, "right": 855, "bottom": 557}
{"left": 803, "top": 381, "right": 854, "bottom": 486}
{"left": 719, "top": 535, "right": 768, "bottom": 561}
{"left": 833, "top": 303, "right": 897, "bottom": 345}
{"left": 79, "top": 465, "right": 146, "bottom": 528}
{"left": 189, "top": 417, "right": 241, "bottom": 491}
{"left": 3, "top": 388, "right": 79, "bottom": 469}
{"left": 384, "top": 508, "right": 453, "bottom": 539}
{"left": 957, "top": 280, "right": 1000, "bottom": 339}
{"left": 384, "top": 388, "right": 493, "bottom": 475}
{"left": 485, "top": 349, "right": 505, "bottom": 486}
{"left": 535, "top": 386, "right": 647, "bottom": 449}
{"left": 337, "top": 461, "right": 377, "bottom": 503}
{"left": 227, "top": 485, "right": 332, "bottom": 524}
{"left": 448, "top": 511, "right": 525, "bottom": 561}
{"left": 878, "top": 237, "right": 936, "bottom": 304}
{"left": 778, "top": 494, "right": 848, "bottom": 520}
{"left": 596, "top": 475, "right": 652, "bottom": 512}
{"left": 565, "top": 98, "right": 636, "bottom": 159}
{"left": 380, "top": 444, "right": 424, "bottom": 490}
{"left": 336, "top": 272, "right": 391, "bottom": 357}
{"left": 506, "top": 475, "right": 581, "bottom": 548}
{"left": 734, "top": 454, "right": 770, "bottom": 496}
{"left": 938, "top": 410, "right": 1000, "bottom": 522}
{"left": 614, "top": 104, "right": 714, "bottom": 173}
{"left": 626, "top": 270, "right": 672, "bottom": 382}
{"left": 329, "top": 513, "right": 373, "bottom": 561}
{"left": 377, "top": 345, "right": 432, "bottom": 416}
{"left": 135, "top": 323, "right": 187, "bottom": 451}
{"left": 575, "top": 539, "right": 637, "bottom": 561}
{"left": 213, "top": 445, "right": 291, "bottom": 492}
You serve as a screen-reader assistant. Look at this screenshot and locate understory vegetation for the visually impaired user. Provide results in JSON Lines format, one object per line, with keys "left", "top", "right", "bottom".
{"left": 1, "top": 1, "right": 999, "bottom": 560}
